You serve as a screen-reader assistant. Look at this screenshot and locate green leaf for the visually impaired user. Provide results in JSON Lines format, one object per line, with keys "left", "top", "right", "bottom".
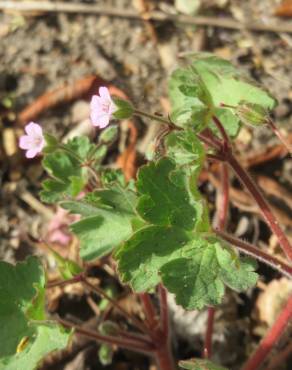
{"left": 98, "top": 344, "right": 113, "bottom": 366}
{"left": 169, "top": 68, "right": 208, "bottom": 131}
{"left": 61, "top": 184, "right": 141, "bottom": 260}
{"left": 136, "top": 158, "right": 202, "bottom": 230}
{"left": 116, "top": 228, "right": 257, "bottom": 307}
{"left": 160, "top": 238, "right": 258, "bottom": 310}
{"left": 43, "top": 133, "right": 58, "bottom": 154}
{"left": 236, "top": 101, "right": 268, "bottom": 126}
{"left": 179, "top": 358, "right": 228, "bottom": 370}
{"left": 165, "top": 129, "right": 205, "bottom": 169}
{"left": 116, "top": 225, "right": 190, "bottom": 291}
{"left": 164, "top": 131, "right": 209, "bottom": 232}
{"left": 192, "top": 55, "right": 275, "bottom": 108}
{"left": 40, "top": 136, "right": 108, "bottom": 203}
{"left": 191, "top": 55, "right": 276, "bottom": 136}
{"left": 0, "top": 257, "right": 45, "bottom": 357}
{"left": 40, "top": 150, "right": 86, "bottom": 203}
{"left": 65, "top": 136, "right": 94, "bottom": 161}
{"left": 99, "top": 125, "right": 119, "bottom": 143}
{"left": 168, "top": 54, "right": 276, "bottom": 137}
{"left": 48, "top": 247, "right": 83, "bottom": 280}
{"left": 100, "top": 168, "right": 126, "bottom": 187}
{"left": 0, "top": 323, "right": 71, "bottom": 370}
{"left": 113, "top": 98, "right": 134, "bottom": 119}
{"left": 0, "top": 257, "right": 70, "bottom": 369}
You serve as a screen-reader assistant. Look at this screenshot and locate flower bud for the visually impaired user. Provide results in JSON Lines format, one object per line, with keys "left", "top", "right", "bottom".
{"left": 236, "top": 101, "right": 268, "bottom": 127}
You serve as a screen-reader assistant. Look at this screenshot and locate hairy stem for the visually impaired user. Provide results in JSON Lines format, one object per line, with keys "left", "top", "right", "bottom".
{"left": 140, "top": 291, "right": 176, "bottom": 370}
{"left": 203, "top": 307, "right": 216, "bottom": 359}
{"left": 242, "top": 295, "right": 292, "bottom": 370}
{"left": 158, "top": 284, "right": 169, "bottom": 338}
{"left": 140, "top": 293, "right": 159, "bottom": 334}
{"left": 82, "top": 278, "right": 151, "bottom": 336}
{"left": 215, "top": 229, "right": 292, "bottom": 278}
{"left": 227, "top": 152, "right": 292, "bottom": 261}
{"left": 266, "top": 118, "right": 292, "bottom": 154}
{"left": 134, "top": 109, "right": 172, "bottom": 126}
{"left": 58, "top": 318, "right": 154, "bottom": 354}
{"left": 155, "top": 346, "right": 176, "bottom": 370}
{"left": 46, "top": 273, "right": 84, "bottom": 289}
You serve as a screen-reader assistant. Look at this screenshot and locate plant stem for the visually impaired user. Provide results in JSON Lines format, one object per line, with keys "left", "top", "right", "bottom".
{"left": 203, "top": 115, "right": 292, "bottom": 261}
{"left": 227, "top": 152, "right": 292, "bottom": 261}
{"left": 242, "top": 295, "right": 292, "bottom": 370}
{"left": 215, "top": 229, "right": 292, "bottom": 278}
{"left": 212, "top": 116, "right": 230, "bottom": 148}
{"left": 266, "top": 118, "right": 292, "bottom": 154}
{"left": 82, "top": 278, "right": 151, "bottom": 336}
{"left": 58, "top": 317, "right": 154, "bottom": 354}
{"left": 217, "top": 163, "right": 229, "bottom": 230}
{"left": 155, "top": 346, "right": 176, "bottom": 370}
{"left": 158, "top": 284, "right": 169, "bottom": 338}
{"left": 134, "top": 109, "right": 172, "bottom": 126}
{"left": 197, "top": 131, "right": 222, "bottom": 150}
{"left": 140, "top": 293, "right": 159, "bottom": 334}
{"left": 203, "top": 307, "right": 216, "bottom": 359}
{"left": 46, "top": 273, "right": 84, "bottom": 289}
{"left": 266, "top": 341, "right": 292, "bottom": 370}
{"left": 141, "top": 291, "right": 176, "bottom": 370}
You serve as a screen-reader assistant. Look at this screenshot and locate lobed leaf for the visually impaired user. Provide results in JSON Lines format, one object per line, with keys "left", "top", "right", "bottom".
{"left": 0, "top": 323, "right": 70, "bottom": 370}
{"left": 61, "top": 184, "right": 142, "bottom": 260}
{"left": 136, "top": 157, "right": 202, "bottom": 230}
{"left": 0, "top": 257, "right": 70, "bottom": 369}
{"left": 116, "top": 225, "right": 190, "bottom": 291}
{"left": 40, "top": 136, "right": 105, "bottom": 203}
{"left": 169, "top": 54, "right": 276, "bottom": 137}
{"left": 161, "top": 238, "right": 258, "bottom": 310}
{"left": 116, "top": 230, "right": 258, "bottom": 310}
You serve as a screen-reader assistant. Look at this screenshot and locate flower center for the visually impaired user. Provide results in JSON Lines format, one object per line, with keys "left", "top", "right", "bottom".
{"left": 33, "top": 137, "right": 42, "bottom": 147}
{"left": 101, "top": 102, "right": 110, "bottom": 113}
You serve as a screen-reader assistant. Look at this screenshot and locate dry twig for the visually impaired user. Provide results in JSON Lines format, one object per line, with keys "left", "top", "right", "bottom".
{"left": 1, "top": 1, "right": 292, "bottom": 33}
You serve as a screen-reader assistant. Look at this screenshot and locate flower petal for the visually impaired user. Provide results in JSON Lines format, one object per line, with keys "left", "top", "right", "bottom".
{"left": 26, "top": 148, "right": 39, "bottom": 159}
{"left": 91, "top": 112, "right": 110, "bottom": 128}
{"left": 25, "top": 122, "right": 43, "bottom": 137}
{"left": 99, "top": 86, "right": 111, "bottom": 101}
{"left": 19, "top": 135, "right": 32, "bottom": 149}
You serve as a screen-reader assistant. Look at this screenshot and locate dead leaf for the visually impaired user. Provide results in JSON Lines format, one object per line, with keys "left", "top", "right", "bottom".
{"left": 275, "top": 0, "right": 292, "bottom": 17}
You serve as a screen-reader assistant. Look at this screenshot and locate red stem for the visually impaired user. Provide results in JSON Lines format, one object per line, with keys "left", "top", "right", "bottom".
{"left": 227, "top": 152, "right": 292, "bottom": 261}
{"left": 242, "top": 295, "right": 292, "bottom": 370}
{"left": 266, "top": 118, "right": 292, "bottom": 154}
{"left": 203, "top": 307, "right": 216, "bottom": 359}
{"left": 212, "top": 116, "right": 230, "bottom": 148}
{"left": 155, "top": 346, "right": 176, "bottom": 370}
{"left": 46, "top": 273, "right": 84, "bottom": 289}
{"left": 140, "top": 292, "right": 159, "bottom": 333}
{"left": 82, "top": 278, "right": 151, "bottom": 336}
{"left": 158, "top": 284, "right": 169, "bottom": 338}
{"left": 217, "top": 163, "right": 229, "bottom": 230}
{"left": 58, "top": 318, "right": 154, "bottom": 354}
{"left": 140, "top": 292, "right": 175, "bottom": 370}
{"left": 215, "top": 229, "right": 292, "bottom": 278}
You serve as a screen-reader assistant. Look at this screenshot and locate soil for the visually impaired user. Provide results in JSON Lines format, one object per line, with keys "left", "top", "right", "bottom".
{"left": 0, "top": 1, "right": 292, "bottom": 369}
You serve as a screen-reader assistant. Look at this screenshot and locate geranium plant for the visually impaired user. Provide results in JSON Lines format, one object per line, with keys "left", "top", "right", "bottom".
{"left": 1, "top": 54, "right": 292, "bottom": 370}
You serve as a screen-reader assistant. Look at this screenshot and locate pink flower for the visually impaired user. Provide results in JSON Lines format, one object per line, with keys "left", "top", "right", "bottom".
{"left": 19, "top": 122, "right": 45, "bottom": 158}
{"left": 90, "top": 86, "right": 116, "bottom": 128}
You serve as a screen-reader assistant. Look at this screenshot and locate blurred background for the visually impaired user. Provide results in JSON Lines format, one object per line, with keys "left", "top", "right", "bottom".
{"left": 0, "top": 1, "right": 292, "bottom": 369}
